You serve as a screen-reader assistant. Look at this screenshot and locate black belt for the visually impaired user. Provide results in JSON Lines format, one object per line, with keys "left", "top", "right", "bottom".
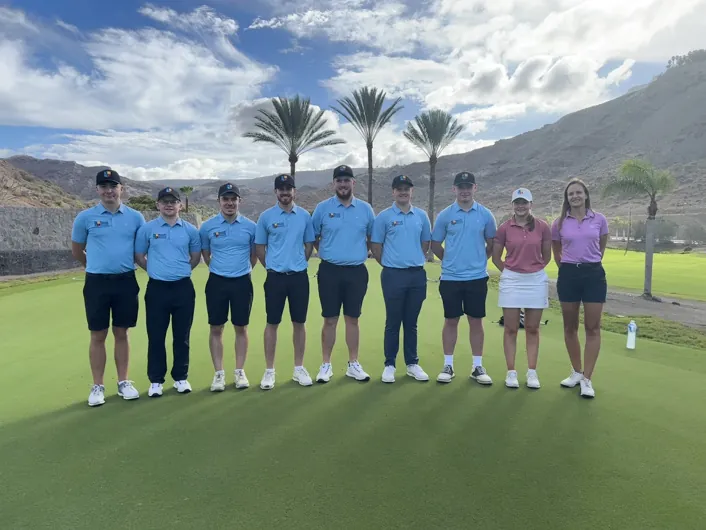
{"left": 210, "top": 272, "right": 251, "bottom": 280}
{"left": 320, "top": 260, "right": 365, "bottom": 268}
{"left": 267, "top": 269, "right": 305, "bottom": 276}
{"left": 86, "top": 271, "right": 135, "bottom": 280}
{"left": 561, "top": 262, "right": 602, "bottom": 268}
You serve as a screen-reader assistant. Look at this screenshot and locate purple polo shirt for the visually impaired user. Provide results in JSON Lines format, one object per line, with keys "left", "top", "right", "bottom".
{"left": 551, "top": 210, "right": 609, "bottom": 264}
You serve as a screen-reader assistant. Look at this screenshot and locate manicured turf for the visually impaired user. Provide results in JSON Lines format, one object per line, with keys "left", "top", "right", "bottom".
{"left": 1, "top": 260, "right": 705, "bottom": 529}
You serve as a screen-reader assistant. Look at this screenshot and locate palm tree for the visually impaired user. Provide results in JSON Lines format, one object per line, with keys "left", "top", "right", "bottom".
{"left": 179, "top": 186, "right": 194, "bottom": 212}
{"left": 330, "top": 87, "right": 403, "bottom": 205}
{"left": 404, "top": 109, "right": 464, "bottom": 230}
{"left": 243, "top": 95, "right": 346, "bottom": 177}
{"left": 602, "top": 159, "right": 677, "bottom": 299}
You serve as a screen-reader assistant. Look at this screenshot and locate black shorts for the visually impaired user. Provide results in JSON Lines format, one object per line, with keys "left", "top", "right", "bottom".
{"left": 83, "top": 271, "right": 140, "bottom": 331}
{"left": 556, "top": 262, "right": 607, "bottom": 304}
{"left": 317, "top": 260, "right": 369, "bottom": 318}
{"left": 264, "top": 270, "right": 310, "bottom": 325}
{"left": 205, "top": 272, "right": 254, "bottom": 327}
{"left": 439, "top": 277, "right": 488, "bottom": 319}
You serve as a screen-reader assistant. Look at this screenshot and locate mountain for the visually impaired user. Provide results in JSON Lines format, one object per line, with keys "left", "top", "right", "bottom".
{"left": 0, "top": 161, "right": 87, "bottom": 208}
{"left": 4, "top": 61, "right": 705, "bottom": 221}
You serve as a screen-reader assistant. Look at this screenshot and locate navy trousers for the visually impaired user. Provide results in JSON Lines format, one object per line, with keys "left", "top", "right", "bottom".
{"left": 380, "top": 267, "right": 427, "bottom": 367}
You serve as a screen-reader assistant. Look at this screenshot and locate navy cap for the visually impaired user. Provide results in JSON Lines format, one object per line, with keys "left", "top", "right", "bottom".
{"left": 453, "top": 171, "right": 476, "bottom": 186}
{"left": 218, "top": 182, "right": 240, "bottom": 198}
{"left": 274, "top": 174, "right": 295, "bottom": 189}
{"left": 332, "top": 165, "right": 354, "bottom": 179}
{"left": 392, "top": 175, "right": 414, "bottom": 188}
{"left": 96, "top": 169, "right": 121, "bottom": 185}
{"left": 157, "top": 187, "right": 180, "bottom": 201}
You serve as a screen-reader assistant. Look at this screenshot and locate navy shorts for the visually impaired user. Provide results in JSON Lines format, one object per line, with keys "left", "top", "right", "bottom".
{"left": 83, "top": 271, "right": 140, "bottom": 331}
{"left": 556, "top": 262, "right": 607, "bottom": 304}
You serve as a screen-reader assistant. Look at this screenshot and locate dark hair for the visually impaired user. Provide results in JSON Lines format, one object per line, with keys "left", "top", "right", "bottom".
{"left": 557, "top": 178, "right": 591, "bottom": 232}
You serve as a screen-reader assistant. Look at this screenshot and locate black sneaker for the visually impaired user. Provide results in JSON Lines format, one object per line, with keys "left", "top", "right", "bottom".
{"left": 436, "top": 364, "right": 455, "bottom": 383}
{"left": 470, "top": 366, "right": 493, "bottom": 385}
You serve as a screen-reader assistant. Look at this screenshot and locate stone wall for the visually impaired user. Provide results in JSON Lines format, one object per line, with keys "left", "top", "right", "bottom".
{"left": 0, "top": 207, "right": 201, "bottom": 276}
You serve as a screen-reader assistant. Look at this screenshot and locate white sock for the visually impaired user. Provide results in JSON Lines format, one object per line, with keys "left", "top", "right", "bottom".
{"left": 507, "top": 370, "right": 517, "bottom": 375}
{"left": 473, "top": 356, "right": 483, "bottom": 368}
{"left": 444, "top": 355, "right": 454, "bottom": 366}
{"left": 295, "top": 365, "right": 303, "bottom": 369}
{"left": 527, "top": 369, "right": 537, "bottom": 376}
{"left": 216, "top": 369, "right": 225, "bottom": 375}
{"left": 266, "top": 368, "right": 275, "bottom": 373}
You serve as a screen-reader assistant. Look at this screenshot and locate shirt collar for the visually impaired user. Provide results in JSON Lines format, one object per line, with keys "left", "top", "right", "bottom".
{"left": 98, "top": 202, "right": 125, "bottom": 214}
{"left": 334, "top": 196, "right": 357, "bottom": 208}
{"left": 392, "top": 203, "right": 414, "bottom": 215}
{"left": 217, "top": 212, "right": 240, "bottom": 224}
{"left": 159, "top": 216, "right": 182, "bottom": 226}
{"left": 454, "top": 200, "right": 477, "bottom": 212}
{"left": 566, "top": 209, "right": 595, "bottom": 219}
{"left": 277, "top": 203, "right": 297, "bottom": 214}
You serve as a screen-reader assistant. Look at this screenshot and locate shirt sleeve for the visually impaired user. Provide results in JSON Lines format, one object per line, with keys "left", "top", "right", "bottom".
{"left": 494, "top": 222, "right": 507, "bottom": 247}
{"left": 431, "top": 211, "right": 446, "bottom": 242}
{"left": 199, "top": 224, "right": 210, "bottom": 251}
{"left": 70, "top": 213, "right": 87, "bottom": 244}
{"left": 484, "top": 209, "right": 497, "bottom": 239}
{"left": 311, "top": 204, "right": 323, "bottom": 238}
{"left": 366, "top": 204, "right": 375, "bottom": 237}
{"left": 254, "top": 215, "right": 268, "bottom": 245}
{"left": 304, "top": 213, "right": 316, "bottom": 243}
{"left": 599, "top": 214, "right": 609, "bottom": 236}
{"left": 135, "top": 223, "right": 149, "bottom": 254}
{"left": 188, "top": 225, "right": 201, "bottom": 253}
{"left": 551, "top": 219, "right": 561, "bottom": 241}
{"left": 137, "top": 212, "right": 147, "bottom": 228}
{"left": 371, "top": 212, "right": 386, "bottom": 244}
{"left": 421, "top": 211, "right": 432, "bottom": 241}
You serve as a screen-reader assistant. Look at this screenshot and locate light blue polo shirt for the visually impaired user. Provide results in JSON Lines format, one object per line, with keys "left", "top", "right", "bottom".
{"left": 199, "top": 213, "right": 256, "bottom": 278}
{"left": 255, "top": 204, "right": 315, "bottom": 273}
{"left": 431, "top": 201, "right": 497, "bottom": 281}
{"left": 71, "top": 203, "right": 146, "bottom": 274}
{"left": 372, "top": 204, "right": 431, "bottom": 268}
{"left": 311, "top": 196, "right": 375, "bottom": 266}
{"left": 135, "top": 217, "right": 201, "bottom": 281}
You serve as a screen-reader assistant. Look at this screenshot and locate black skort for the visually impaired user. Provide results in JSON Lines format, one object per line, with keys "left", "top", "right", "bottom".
{"left": 264, "top": 270, "right": 310, "bottom": 325}
{"left": 556, "top": 262, "right": 607, "bottom": 304}
{"left": 205, "top": 272, "right": 254, "bottom": 327}
{"left": 317, "top": 260, "right": 369, "bottom": 319}
{"left": 83, "top": 271, "right": 140, "bottom": 331}
{"left": 439, "top": 277, "right": 488, "bottom": 319}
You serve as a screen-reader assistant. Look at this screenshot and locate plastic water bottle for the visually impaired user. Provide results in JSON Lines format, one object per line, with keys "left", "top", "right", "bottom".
{"left": 626, "top": 320, "right": 637, "bottom": 350}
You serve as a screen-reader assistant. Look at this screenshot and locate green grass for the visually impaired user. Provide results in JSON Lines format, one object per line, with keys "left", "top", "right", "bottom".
{"left": 1, "top": 261, "right": 705, "bottom": 529}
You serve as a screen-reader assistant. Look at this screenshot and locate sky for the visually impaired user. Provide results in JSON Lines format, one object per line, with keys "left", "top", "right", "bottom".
{"left": 1, "top": 0, "right": 705, "bottom": 181}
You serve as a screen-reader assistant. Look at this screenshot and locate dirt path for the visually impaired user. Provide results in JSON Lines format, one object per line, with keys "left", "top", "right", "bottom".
{"left": 547, "top": 281, "right": 706, "bottom": 331}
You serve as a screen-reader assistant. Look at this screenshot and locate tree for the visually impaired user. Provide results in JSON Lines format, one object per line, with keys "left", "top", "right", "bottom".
{"left": 330, "top": 86, "right": 403, "bottom": 205}
{"left": 602, "top": 159, "right": 677, "bottom": 299}
{"left": 243, "top": 95, "right": 346, "bottom": 177}
{"left": 403, "top": 109, "right": 464, "bottom": 240}
{"left": 666, "top": 49, "right": 706, "bottom": 69}
{"left": 179, "top": 186, "right": 194, "bottom": 212}
{"left": 126, "top": 195, "right": 156, "bottom": 212}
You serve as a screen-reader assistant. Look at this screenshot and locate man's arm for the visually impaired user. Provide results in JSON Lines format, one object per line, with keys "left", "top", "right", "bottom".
{"left": 135, "top": 253, "right": 147, "bottom": 270}
{"left": 188, "top": 226, "right": 202, "bottom": 270}
{"left": 70, "top": 215, "right": 88, "bottom": 267}
{"left": 484, "top": 211, "right": 497, "bottom": 259}
{"left": 491, "top": 240, "right": 504, "bottom": 272}
{"left": 304, "top": 214, "right": 316, "bottom": 261}
{"left": 485, "top": 238, "right": 494, "bottom": 259}
{"left": 250, "top": 245, "right": 258, "bottom": 268}
{"left": 189, "top": 252, "right": 201, "bottom": 269}
{"left": 305, "top": 242, "right": 313, "bottom": 260}
{"left": 134, "top": 224, "right": 149, "bottom": 271}
{"left": 255, "top": 244, "right": 267, "bottom": 267}
{"left": 201, "top": 250, "right": 211, "bottom": 266}
{"left": 370, "top": 242, "right": 383, "bottom": 265}
{"left": 430, "top": 212, "right": 445, "bottom": 260}
{"left": 420, "top": 212, "right": 432, "bottom": 256}
{"left": 431, "top": 241, "right": 444, "bottom": 260}
{"left": 71, "top": 242, "right": 87, "bottom": 267}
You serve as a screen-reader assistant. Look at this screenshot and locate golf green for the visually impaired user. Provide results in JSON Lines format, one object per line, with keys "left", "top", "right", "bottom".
{"left": 1, "top": 260, "right": 704, "bottom": 529}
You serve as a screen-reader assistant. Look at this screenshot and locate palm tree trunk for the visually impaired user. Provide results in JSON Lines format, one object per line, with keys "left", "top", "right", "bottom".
{"left": 185, "top": 197, "right": 189, "bottom": 213}
{"left": 643, "top": 218, "right": 655, "bottom": 298}
{"left": 367, "top": 143, "right": 373, "bottom": 206}
{"left": 426, "top": 158, "right": 437, "bottom": 262}
{"left": 290, "top": 160, "right": 296, "bottom": 177}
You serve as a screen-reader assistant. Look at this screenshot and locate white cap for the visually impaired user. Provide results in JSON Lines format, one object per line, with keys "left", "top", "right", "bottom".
{"left": 511, "top": 188, "right": 533, "bottom": 202}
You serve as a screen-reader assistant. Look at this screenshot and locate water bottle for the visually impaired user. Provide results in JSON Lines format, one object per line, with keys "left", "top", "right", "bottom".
{"left": 626, "top": 320, "right": 637, "bottom": 350}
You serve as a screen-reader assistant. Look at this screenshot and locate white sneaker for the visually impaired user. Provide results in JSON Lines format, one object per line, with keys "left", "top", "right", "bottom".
{"left": 260, "top": 369, "right": 275, "bottom": 390}
{"left": 561, "top": 369, "right": 584, "bottom": 388}
{"left": 316, "top": 363, "right": 333, "bottom": 383}
{"left": 117, "top": 380, "right": 140, "bottom": 400}
{"left": 470, "top": 366, "right": 493, "bottom": 385}
{"left": 505, "top": 370, "right": 520, "bottom": 388}
{"left": 406, "top": 364, "right": 429, "bottom": 381}
{"left": 88, "top": 384, "right": 105, "bottom": 407}
{"left": 381, "top": 365, "right": 396, "bottom": 383}
{"left": 148, "top": 383, "right": 163, "bottom": 397}
{"left": 234, "top": 369, "right": 250, "bottom": 389}
{"left": 580, "top": 378, "right": 596, "bottom": 398}
{"left": 526, "top": 371, "right": 541, "bottom": 389}
{"left": 293, "top": 366, "right": 313, "bottom": 386}
{"left": 173, "top": 380, "right": 192, "bottom": 394}
{"left": 346, "top": 361, "right": 371, "bottom": 381}
{"left": 437, "top": 365, "right": 455, "bottom": 383}
{"left": 210, "top": 371, "right": 226, "bottom": 392}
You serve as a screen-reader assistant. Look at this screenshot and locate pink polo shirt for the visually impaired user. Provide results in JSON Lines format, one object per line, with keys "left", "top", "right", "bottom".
{"left": 495, "top": 218, "right": 551, "bottom": 273}
{"left": 551, "top": 210, "right": 609, "bottom": 264}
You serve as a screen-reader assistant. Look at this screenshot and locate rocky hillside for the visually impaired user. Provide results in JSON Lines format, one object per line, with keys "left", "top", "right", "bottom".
{"left": 4, "top": 61, "right": 705, "bottom": 220}
{"left": 0, "top": 161, "right": 87, "bottom": 208}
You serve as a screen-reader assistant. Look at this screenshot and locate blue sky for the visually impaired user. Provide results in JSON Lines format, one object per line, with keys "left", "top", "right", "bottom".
{"left": 1, "top": 0, "right": 704, "bottom": 180}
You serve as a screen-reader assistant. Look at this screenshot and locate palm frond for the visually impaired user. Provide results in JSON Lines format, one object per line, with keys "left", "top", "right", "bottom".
{"left": 603, "top": 159, "right": 677, "bottom": 200}
{"left": 331, "top": 86, "right": 403, "bottom": 145}
{"left": 403, "top": 109, "right": 464, "bottom": 159}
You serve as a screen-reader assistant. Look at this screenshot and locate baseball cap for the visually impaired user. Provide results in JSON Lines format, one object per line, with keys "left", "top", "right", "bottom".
{"left": 157, "top": 187, "right": 180, "bottom": 201}
{"left": 332, "top": 165, "right": 354, "bottom": 179}
{"left": 218, "top": 182, "right": 240, "bottom": 198}
{"left": 453, "top": 171, "right": 476, "bottom": 186}
{"left": 511, "top": 188, "right": 533, "bottom": 202}
{"left": 96, "top": 169, "right": 121, "bottom": 185}
{"left": 274, "top": 174, "right": 295, "bottom": 189}
{"left": 392, "top": 175, "right": 414, "bottom": 188}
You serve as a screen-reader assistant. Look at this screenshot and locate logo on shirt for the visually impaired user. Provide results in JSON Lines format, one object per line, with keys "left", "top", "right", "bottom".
{"left": 273, "top": 222, "right": 286, "bottom": 229}
{"left": 451, "top": 220, "right": 457, "bottom": 225}
{"left": 95, "top": 221, "right": 102, "bottom": 227}
{"left": 392, "top": 220, "right": 403, "bottom": 226}
{"left": 328, "top": 212, "right": 341, "bottom": 218}
{"left": 153, "top": 232, "right": 167, "bottom": 239}
{"left": 214, "top": 231, "right": 221, "bottom": 237}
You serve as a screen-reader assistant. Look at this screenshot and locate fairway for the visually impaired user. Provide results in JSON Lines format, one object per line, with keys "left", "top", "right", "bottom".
{"left": 1, "top": 260, "right": 705, "bottom": 529}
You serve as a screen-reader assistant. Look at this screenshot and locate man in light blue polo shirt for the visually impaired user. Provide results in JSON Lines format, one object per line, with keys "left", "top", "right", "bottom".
{"left": 371, "top": 175, "right": 432, "bottom": 384}
{"left": 311, "top": 164, "right": 375, "bottom": 384}
{"left": 431, "top": 171, "right": 497, "bottom": 385}
{"left": 135, "top": 187, "right": 201, "bottom": 398}
{"left": 255, "top": 173, "right": 316, "bottom": 390}
{"left": 71, "top": 169, "right": 145, "bottom": 407}
{"left": 199, "top": 182, "right": 257, "bottom": 392}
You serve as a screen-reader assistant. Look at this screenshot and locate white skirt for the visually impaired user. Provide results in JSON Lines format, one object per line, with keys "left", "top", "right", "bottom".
{"left": 497, "top": 269, "right": 549, "bottom": 309}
